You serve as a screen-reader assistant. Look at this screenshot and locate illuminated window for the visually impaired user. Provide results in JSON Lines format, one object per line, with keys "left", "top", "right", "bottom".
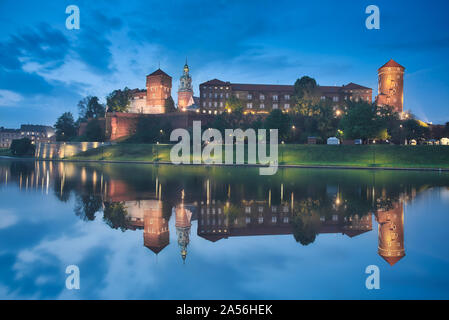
{"left": 273, "top": 103, "right": 278, "bottom": 109}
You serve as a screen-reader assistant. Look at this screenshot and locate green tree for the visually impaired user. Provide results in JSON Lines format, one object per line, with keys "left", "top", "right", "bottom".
{"left": 55, "top": 112, "right": 77, "bottom": 141}
{"left": 225, "top": 96, "right": 244, "bottom": 113}
{"left": 10, "top": 138, "right": 35, "bottom": 156}
{"left": 293, "top": 76, "right": 318, "bottom": 101}
{"left": 165, "top": 96, "right": 176, "bottom": 113}
{"left": 106, "top": 87, "right": 132, "bottom": 112}
{"left": 103, "top": 202, "right": 129, "bottom": 232}
{"left": 292, "top": 76, "right": 320, "bottom": 115}
{"left": 264, "top": 109, "right": 291, "bottom": 141}
{"left": 403, "top": 119, "right": 429, "bottom": 141}
{"left": 128, "top": 117, "right": 172, "bottom": 143}
{"left": 78, "top": 96, "right": 105, "bottom": 120}
{"left": 85, "top": 119, "right": 105, "bottom": 142}
{"left": 339, "top": 102, "right": 384, "bottom": 141}
{"left": 74, "top": 194, "right": 102, "bottom": 221}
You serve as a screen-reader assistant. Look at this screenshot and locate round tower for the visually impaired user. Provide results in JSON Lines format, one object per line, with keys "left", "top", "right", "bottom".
{"left": 376, "top": 59, "right": 405, "bottom": 115}
{"left": 177, "top": 60, "right": 194, "bottom": 111}
{"left": 375, "top": 201, "right": 405, "bottom": 266}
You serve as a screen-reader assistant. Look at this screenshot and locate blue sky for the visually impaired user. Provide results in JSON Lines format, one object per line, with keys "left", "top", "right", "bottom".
{"left": 1, "top": 0, "right": 449, "bottom": 127}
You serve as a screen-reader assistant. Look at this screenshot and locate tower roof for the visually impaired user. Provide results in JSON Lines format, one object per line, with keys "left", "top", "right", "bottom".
{"left": 381, "top": 255, "right": 405, "bottom": 266}
{"left": 379, "top": 59, "right": 405, "bottom": 70}
{"left": 148, "top": 68, "right": 171, "bottom": 77}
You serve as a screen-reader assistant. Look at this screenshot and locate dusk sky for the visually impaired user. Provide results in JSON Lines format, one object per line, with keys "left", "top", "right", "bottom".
{"left": 1, "top": 0, "right": 448, "bottom": 128}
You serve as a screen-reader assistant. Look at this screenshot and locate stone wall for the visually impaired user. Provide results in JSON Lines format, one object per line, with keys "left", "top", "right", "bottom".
{"left": 105, "top": 112, "right": 215, "bottom": 141}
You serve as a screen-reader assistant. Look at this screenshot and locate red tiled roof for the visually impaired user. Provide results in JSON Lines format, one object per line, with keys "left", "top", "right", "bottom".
{"left": 201, "top": 79, "right": 230, "bottom": 86}
{"left": 381, "top": 255, "right": 405, "bottom": 266}
{"left": 318, "top": 86, "right": 341, "bottom": 94}
{"left": 379, "top": 59, "right": 405, "bottom": 70}
{"left": 200, "top": 80, "right": 371, "bottom": 93}
{"left": 148, "top": 68, "right": 171, "bottom": 77}
{"left": 231, "top": 83, "right": 294, "bottom": 92}
{"left": 342, "top": 82, "right": 372, "bottom": 91}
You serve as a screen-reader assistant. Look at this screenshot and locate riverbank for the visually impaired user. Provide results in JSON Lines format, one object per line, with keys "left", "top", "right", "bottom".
{"left": 63, "top": 144, "right": 449, "bottom": 170}
{"left": 0, "top": 148, "right": 11, "bottom": 156}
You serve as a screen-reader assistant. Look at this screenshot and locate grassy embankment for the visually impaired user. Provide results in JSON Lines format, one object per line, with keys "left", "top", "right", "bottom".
{"left": 0, "top": 148, "right": 11, "bottom": 156}
{"left": 68, "top": 144, "right": 449, "bottom": 169}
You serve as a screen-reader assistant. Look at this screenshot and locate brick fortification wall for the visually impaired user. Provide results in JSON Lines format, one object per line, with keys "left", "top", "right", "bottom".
{"left": 105, "top": 112, "right": 216, "bottom": 141}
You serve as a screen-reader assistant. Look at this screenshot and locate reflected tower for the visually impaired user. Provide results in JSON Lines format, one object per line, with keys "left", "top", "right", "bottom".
{"left": 143, "top": 200, "right": 169, "bottom": 254}
{"left": 175, "top": 204, "right": 192, "bottom": 262}
{"left": 376, "top": 201, "right": 405, "bottom": 266}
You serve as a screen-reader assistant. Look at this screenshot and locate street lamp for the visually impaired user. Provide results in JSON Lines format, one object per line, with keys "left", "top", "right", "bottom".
{"left": 281, "top": 141, "right": 285, "bottom": 164}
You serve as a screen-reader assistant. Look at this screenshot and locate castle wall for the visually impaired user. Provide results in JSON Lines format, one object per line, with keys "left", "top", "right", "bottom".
{"left": 105, "top": 112, "right": 215, "bottom": 141}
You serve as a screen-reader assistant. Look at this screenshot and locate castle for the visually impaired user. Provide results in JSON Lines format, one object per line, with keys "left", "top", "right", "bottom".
{"left": 127, "top": 62, "right": 196, "bottom": 114}
{"left": 103, "top": 59, "right": 405, "bottom": 141}
{"left": 124, "top": 59, "right": 404, "bottom": 116}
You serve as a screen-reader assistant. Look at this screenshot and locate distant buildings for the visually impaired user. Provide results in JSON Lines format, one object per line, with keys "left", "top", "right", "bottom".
{"left": 0, "top": 128, "right": 21, "bottom": 148}
{"left": 0, "top": 124, "right": 55, "bottom": 148}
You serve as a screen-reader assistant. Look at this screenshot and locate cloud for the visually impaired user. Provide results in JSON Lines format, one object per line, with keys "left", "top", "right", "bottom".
{"left": 0, "top": 90, "right": 22, "bottom": 107}
{"left": 0, "top": 23, "right": 70, "bottom": 72}
{"left": 0, "top": 210, "right": 18, "bottom": 229}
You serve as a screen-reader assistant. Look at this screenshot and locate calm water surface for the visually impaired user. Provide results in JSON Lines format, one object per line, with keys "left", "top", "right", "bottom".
{"left": 1, "top": 160, "right": 449, "bottom": 299}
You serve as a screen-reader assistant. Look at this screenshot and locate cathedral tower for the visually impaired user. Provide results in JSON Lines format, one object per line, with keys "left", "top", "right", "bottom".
{"left": 376, "top": 59, "right": 405, "bottom": 115}
{"left": 375, "top": 201, "right": 405, "bottom": 266}
{"left": 175, "top": 203, "right": 192, "bottom": 263}
{"left": 177, "top": 61, "right": 194, "bottom": 111}
{"left": 146, "top": 69, "right": 172, "bottom": 114}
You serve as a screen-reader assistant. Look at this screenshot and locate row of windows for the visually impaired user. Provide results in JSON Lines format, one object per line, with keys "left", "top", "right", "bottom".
{"left": 320, "top": 96, "right": 371, "bottom": 102}
{"left": 200, "top": 206, "right": 290, "bottom": 215}
{"left": 148, "top": 86, "right": 170, "bottom": 92}
{"left": 201, "top": 86, "right": 230, "bottom": 90}
{"left": 202, "top": 93, "right": 291, "bottom": 101}
{"left": 200, "top": 216, "right": 290, "bottom": 225}
{"left": 202, "top": 101, "right": 290, "bottom": 109}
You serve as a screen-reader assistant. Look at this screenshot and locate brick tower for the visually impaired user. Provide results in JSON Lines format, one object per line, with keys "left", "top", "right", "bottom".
{"left": 177, "top": 61, "right": 194, "bottom": 111}
{"left": 146, "top": 69, "right": 172, "bottom": 114}
{"left": 375, "top": 201, "right": 405, "bottom": 266}
{"left": 143, "top": 200, "right": 169, "bottom": 254}
{"left": 376, "top": 59, "right": 405, "bottom": 115}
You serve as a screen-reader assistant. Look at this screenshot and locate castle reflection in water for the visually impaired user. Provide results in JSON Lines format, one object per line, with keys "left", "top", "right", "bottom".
{"left": 2, "top": 160, "right": 429, "bottom": 266}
